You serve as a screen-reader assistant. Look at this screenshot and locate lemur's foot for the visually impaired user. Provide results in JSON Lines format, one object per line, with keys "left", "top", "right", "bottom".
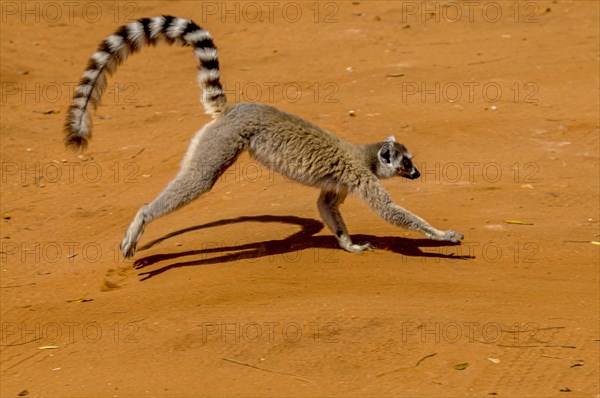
{"left": 120, "top": 239, "right": 137, "bottom": 258}
{"left": 438, "top": 230, "right": 464, "bottom": 243}
{"left": 120, "top": 210, "right": 148, "bottom": 259}
{"left": 342, "top": 241, "right": 375, "bottom": 254}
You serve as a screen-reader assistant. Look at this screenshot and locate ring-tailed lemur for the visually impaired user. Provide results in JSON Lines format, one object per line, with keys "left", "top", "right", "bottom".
{"left": 64, "top": 16, "right": 463, "bottom": 258}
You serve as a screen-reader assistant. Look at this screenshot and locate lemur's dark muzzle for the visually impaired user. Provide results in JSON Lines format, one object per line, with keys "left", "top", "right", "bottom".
{"left": 402, "top": 167, "right": 420, "bottom": 180}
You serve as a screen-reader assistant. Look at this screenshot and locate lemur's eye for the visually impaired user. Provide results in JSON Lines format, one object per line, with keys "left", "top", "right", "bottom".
{"left": 402, "top": 158, "right": 411, "bottom": 167}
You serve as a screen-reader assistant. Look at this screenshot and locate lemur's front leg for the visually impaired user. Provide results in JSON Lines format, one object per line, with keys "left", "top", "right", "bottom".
{"left": 317, "top": 189, "right": 374, "bottom": 253}
{"left": 357, "top": 178, "right": 463, "bottom": 243}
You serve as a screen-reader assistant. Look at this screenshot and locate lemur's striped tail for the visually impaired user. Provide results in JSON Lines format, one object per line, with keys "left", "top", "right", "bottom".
{"left": 64, "top": 15, "right": 227, "bottom": 150}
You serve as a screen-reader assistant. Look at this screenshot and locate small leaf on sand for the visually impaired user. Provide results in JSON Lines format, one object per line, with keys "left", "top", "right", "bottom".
{"left": 38, "top": 345, "right": 60, "bottom": 350}
{"left": 67, "top": 294, "right": 93, "bottom": 303}
{"left": 453, "top": 362, "right": 469, "bottom": 370}
{"left": 33, "top": 109, "right": 60, "bottom": 115}
{"left": 503, "top": 220, "right": 534, "bottom": 225}
{"left": 591, "top": 241, "right": 600, "bottom": 246}
{"left": 2, "top": 212, "right": 11, "bottom": 220}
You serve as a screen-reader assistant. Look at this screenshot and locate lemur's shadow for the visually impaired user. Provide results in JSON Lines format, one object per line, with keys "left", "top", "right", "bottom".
{"left": 132, "top": 215, "right": 474, "bottom": 281}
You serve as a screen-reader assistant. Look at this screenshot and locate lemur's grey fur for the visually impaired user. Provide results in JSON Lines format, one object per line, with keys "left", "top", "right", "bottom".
{"left": 64, "top": 15, "right": 463, "bottom": 258}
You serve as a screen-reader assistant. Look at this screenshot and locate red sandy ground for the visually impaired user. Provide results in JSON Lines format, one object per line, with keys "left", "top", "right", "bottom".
{"left": 1, "top": 1, "right": 598, "bottom": 396}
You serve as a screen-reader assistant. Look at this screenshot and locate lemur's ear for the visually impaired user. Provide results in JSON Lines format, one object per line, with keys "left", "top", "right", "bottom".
{"left": 379, "top": 141, "right": 396, "bottom": 164}
{"left": 385, "top": 136, "right": 396, "bottom": 143}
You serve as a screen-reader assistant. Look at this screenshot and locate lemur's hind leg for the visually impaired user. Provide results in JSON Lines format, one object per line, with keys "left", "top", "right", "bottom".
{"left": 120, "top": 126, "right": 244, "bottom": 258}
{"left": 317, "top": 189, "right": 374, "bottom": 253}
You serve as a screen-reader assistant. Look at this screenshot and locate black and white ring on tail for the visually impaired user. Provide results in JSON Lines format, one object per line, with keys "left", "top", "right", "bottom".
{"left": 64, "top": 15, "right": 463, "bottom": 258}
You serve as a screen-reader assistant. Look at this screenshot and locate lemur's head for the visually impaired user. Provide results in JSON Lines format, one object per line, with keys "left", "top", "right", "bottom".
{"left": 376, "top": 136, "right": 420, "bottom": 180}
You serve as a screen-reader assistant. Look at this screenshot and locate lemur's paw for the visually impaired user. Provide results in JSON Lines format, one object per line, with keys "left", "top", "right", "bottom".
{"left": 120, "top": 240, "right": 137, "bottom": 259}
{"left": 343, "top": 241, "right": 375, "bottom": 254}
{"left": 441, "top": 230, "right": 464, "bottom": 243}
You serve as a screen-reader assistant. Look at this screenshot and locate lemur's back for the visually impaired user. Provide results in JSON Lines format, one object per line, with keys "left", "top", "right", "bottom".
{"left": 217, "top": 102, "right": 364, "bottom": 188}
